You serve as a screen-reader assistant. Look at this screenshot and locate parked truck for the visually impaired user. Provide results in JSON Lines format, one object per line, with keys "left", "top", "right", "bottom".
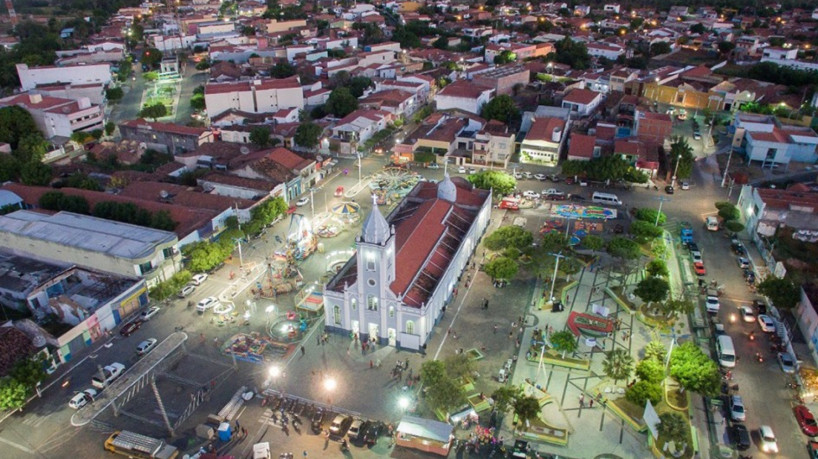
{"left": 104, "top": 430, "right": 178, "bottom": 459}
{"left": 680, "top": 226, "right": 694, "bottom": 244}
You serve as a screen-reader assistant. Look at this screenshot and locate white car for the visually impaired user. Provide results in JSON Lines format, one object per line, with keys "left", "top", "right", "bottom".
{"left": 468, "top": 168, "right": 477, "bottom": 174}
{"left": 426, "top": 163, "right": 440, "bottom": 169}
{"left": 739, "top": 305, "right": 755, "bottom": 323}
{"left": 68, "top": 388, "right": 98, "bottom": 409}
{"left": 777, "top": 352, "right": 797, "bottom": 374}
{"left": 524, "top": 172, "right": 533, "bottom": 179}
{"left": 197, "top": 296, "right": 219, "bottom": 312}
{"left": 534, "top": 173, "right": 547, "bottom": 181}
{"left": 457, "top": 166, "right": 466, "bottom": 173}
{"left": 140, "top": 306, "right": 160, "bottom": 321}
{"left": 190, "top": 273, "right": 208, "bottom": 286}
{"left": 759, "top": 425, "right": 778, "bottom": 454}
{"left": 680, "top": 181, "right": 690, "bottom": 190}
{"left": 522, "top": 191, "right": 540, "bottom": 199}
{"left": 758, "top": 314, "right": 776, "bottom": 333}
{"left": 729, "top": 395, "right": 746, "bottom": 422}
{"left": 136, "top": 338, "right": 158, "bottom": 356}
{"left": 296, "top": 197, "right": 310, "bottom": 207}
{"left": 514, "top": 172, "right": 523, "bottom": 179}
{"left": 737, "top": 257, "right": 750, "bottom": 269}
{"left": 92, "top": 362, "right": 125, "bottom": 389}
{"left": 705, "top": 296, "right": 720, "bottom": 313}
{"left": 178, "top": 284, "right": 196, "bottom": 298}
{"left": 541, "top": 189, "right": 565, "bottom": 197}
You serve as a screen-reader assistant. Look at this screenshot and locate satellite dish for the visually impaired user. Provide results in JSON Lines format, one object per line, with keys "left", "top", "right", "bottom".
{"left": 240, "top": 146, "right": 250, "bottom": 154}
{"left": 32, "top": 335, "right": 46, "bottom": 348}
{"left": 159, "top": 190, "right": 169, "bottom": 199}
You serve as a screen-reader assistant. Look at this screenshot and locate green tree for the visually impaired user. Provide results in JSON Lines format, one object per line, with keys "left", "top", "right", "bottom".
{"left": 493, "top": 50, "right": 517, "bottom": 65}
{"left": 105, "top": 121, "right": 116, "bottom": 136}
{"left": 443, "top": 353, "right": 474, "bottom": 380}
{"left": 635, "top": 358, "right": 665, "bottom": 384}
{"left": 550, "top": 330, "right": 578, "bottom": 358}
{"left": 625, "top": 380, "right": 662, "bottom": 406}
{"left": 0, "top": 377, "right": 28, "bottom": 411}
{"left": 484, "top": 226, "right": 533, "bottom": 251}
{"left": 658, "top": 412, "right": 688, "bottom": 445}
{"left": 139, "top": 103, "right": 167, "bottom": 121}
{"left": 142, "top": 71, "right": 159, "bottom": 82}
{"left": 540, "top": 232, "right": 568, "bottom": 253}
{"left": 270, "top": 60, "right": 296, "bottom": 78}
{"left": 10, "top": 356, "right": 46, "bottom": 390}
{"left": 603, "top": 349, "right": 634, "bottom": 384}
{"left": 660, "top": 298, "right": 694, "bottom": 316}
{"left": 718, "top": 204, "right": 740, "bottom": 221}
{"left": 195, "top": 60, "right": 211, "bottom": 71}
{"left": 141, "top": 47, "right": 163, "bottom": 68}
{"left": 190, "top": 94, "right": 205, "bottom": 111}
{"left": 492, "top": 386, "right": 522, "bottom": 414}
{"left": 420, "top": 360, "right": 466, "bottom": 412}
{"left": 668, "top": 136, "right": 694, "bottom": 180}
{"left": 644, "top": 340, "right": 667, "bottom": 362}
{"left": 0, "top": 155, "right": 19, "bottom": 182}
{"left": 757, "top": 276, "right": 800, "bottom": 309}
{"left": 689, "top": 23, "right": 706, "bottom": 34}
{"left": 105, "top": 87, "right": 124, "bottom": 101}
{"left": 724, "top": 220, "right": 745, "bottom": 233}
{"left": 634, "top": 276, "right": 669, "bottom": 306}
{"left": 582, "top": 234, "right": 604, "bottom": 252}
{"left": 433, "top": 36, "right": 449, "bottom": 50}
{"left": 634, "top": 208, "right": 667, "bottom": 225}
{"left": 606, "top": 237, "right": 641, "bottom": 260}
{"left": 513, "top": 395, "right": 541, "bottom": 425}
{"left": 151, "top": 210, "right": 177, "bottom": 231}
{"left": 38, "top": 191, "right": 90, "bottom": 214}
{"left": 649, "top": 41, "right": 672, "bottom": 56}
{"left": 548, "top": 36, "right": 591, "bottom": 70}
{"left": 61, "top": 172, "right": 102, "bottom": 191}
{"left": 466, "top": 170, "right": 516, "bottom": 195}
{"left": 16, "top": 133, "right": 49, "bottom": 164}
{"left": 20, "top": 161, "right": 51, "bottom": 186}
{"left": 484, "top": 256, "right": 519, "bottom": 280}
{"left": 294, "top": 122, "right": 322, "bottom": 149}
{"left": 480, "top": 95, "right": 519, "bottom": 123}
{"left": 250, "top": 127, "right": 271, "bottom": 148}
{"left": 630, "top": 220, "right": 663, "bottom": 240}
{"left": 669, "top": 342, "right": 720, "bottom": 396}
{"left": 0, "top": 105, "right": 40, "bottom": 150}
{"left": 348, "top": 76, "right": 374, "bottom": 98}
{"left": 646, "top": 259, "right": 668, "bottom": 278}
{"left": 325, "top": 87, "right": 358, "bottom": 118}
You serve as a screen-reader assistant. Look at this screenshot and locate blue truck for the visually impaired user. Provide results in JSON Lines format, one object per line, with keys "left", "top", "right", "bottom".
{"left": 680, "top": 225, "right": 694, "bottom": 244}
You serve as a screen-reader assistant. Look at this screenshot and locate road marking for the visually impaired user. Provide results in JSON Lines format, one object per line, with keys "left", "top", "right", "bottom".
{"left": 0, "top": 435, "right": 35, "bottom": 454}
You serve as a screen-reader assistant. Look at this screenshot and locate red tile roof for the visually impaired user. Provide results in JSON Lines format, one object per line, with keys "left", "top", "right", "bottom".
{"left": 563, "top": 88, "right": 600, "bottom": 105}
{"left": 438, "top": 80, "right": 492, "bottom": 99}
{"left": 205, "top": 76, "right": 301, "bottom": 95}
{"left": 568, "top": 134, "right": 596, "bottom": 158}
{"left": 120, "top": 119, "right": 209, "bottom": 136}
{"left": 526, "top": 117, "right": 565, "bottom": 142}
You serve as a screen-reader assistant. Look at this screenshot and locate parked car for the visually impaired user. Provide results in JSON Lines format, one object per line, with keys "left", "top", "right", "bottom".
{"left": 796, "top": 405, "right": 818, "bottom": 436}
{"left": 569, "top": 194, "right": 586, "bottom": 201}
{"left": 362, "top": 421, "right": 385, "bottom": 446}
{"left": 347, "top": 419, "right": 369, "bottom": 441}
{"left": 691, "top": 252, "right": 703, "bottom": 264}
{"left": 296, "top": 197, "right": 310, "bottom": 207}
{"left": 524, "top": 172, "right": 533, "bottom": 179}
{"left": 120, "top": 320, "right": 143, "bottom": 337}
{"left": 191, "top": 273, "right": 208, "bottom": 286}
{"left": 514, "top": 172, "right": 523, "bottom": 179}
{"left": 737, "top": 257, "right": 750, "bottom": 269}
{"left": 739, "top": 305, "right": 755, "bottom": 323}
{"left": 533, "top": 173, "right": 547, "bottom": 181}
{"left": 310, "top": 408, "right": 325, "bottom": 434}
{"left": 197, "top": 296, "right": 220, "bottom": 312}
{"left": 680, "top": 181, "right": 690, "bottom": 190}
{"left": 730, "top": 424, "right": 751, "bottom": 450}
{"left": 68, "top": 388, "right": 98, "bottom": 409}
{"left": 140, "top": 306, "right": 160, "bottom": 321}
{"left": 688, "top": 243, "right": 700, "bottom": 255}
{"left": 179, "top": 284, "right": 196, "bottom": 298}
{"left": 729, "top": 395, "right": 746, "bottom": 422}
{"left": 522, "top": 191, "right": 540, "bottom": 199}
{"left": 693, "top": 262, "right": 706, "bottom": 276}
{"left": 759, "top": 425, "right": 778, "bottom": 454}
{"left": 706, "top": 296, "right": 720, "bottom": 313}
{"left": 810, "top": 440, "right": 818, "bottom": 458}
{"left": 426, "top": 163, "right": 440, "bottom": 169}
{"left": 549, "top": 174, "right": 561, "bottom": 182}
{"left": 329, "top": 414, "right": 353, "bottom": 439}
{"left": 457, "top": 166, "right": 466, "bottom": 174}
{"left": 758, "top": 315, "right": 776, "bottom": 333}
{"left": 693, "top": 130, "right": 702, "bottom": 140}
{"left": 136, "top": 338, "right": 158, "bottom": 356}
{"left": 665, "top": 185, "right": 675, "bottom": 194}
{"left": 778, "top": 352, "right": 797, "bottom": 374}
{"left": 731, "top": 239, "right": 746, "bottom": 256}
{"left": 541, "top": 189, "right": 565, "bottom": 198}
{"left": 677, "top": 110, "right": 688, "bottom": 121}
{"left": 754, "top": 299, "right": 768, "bottom": 316}
{"left": 91, "top": 362, "right": 125, "bottom": 389}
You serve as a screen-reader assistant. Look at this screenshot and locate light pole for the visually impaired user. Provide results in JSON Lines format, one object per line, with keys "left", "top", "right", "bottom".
{"left": 357, "top": 153, "right": 362, "bottom": 186}
{"left": 547, "top": 251, "right": 566, "bottom": 303}
{"left": 324, "top": 376, "right": 337, "bottom": 407}
{"left": 721, "top": 146, "right": 734, "bottom": 188}
{"left": 309, "top": 187, "right": 315, "bottom": 218}
{"left": 654, "top": 196, "right": 670, "bottom": 226}
{"left": 268, "top": 365, "right": 282, "bottom": 390}
{"left": 671, "top": 153, "right": 681, "bottom": 188}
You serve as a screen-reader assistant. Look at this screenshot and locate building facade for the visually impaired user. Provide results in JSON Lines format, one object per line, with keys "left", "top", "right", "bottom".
{"left": 119, "top": 119, "right": 214, "bottom": 155}
{"left": 323, "top": 175, "right": 491, "bottom": 350}
{"left": 204, "top": 77, "right": 304, "bottom": 118}
{"left": 16, "top": 63, "right": 112, "bottom": 91}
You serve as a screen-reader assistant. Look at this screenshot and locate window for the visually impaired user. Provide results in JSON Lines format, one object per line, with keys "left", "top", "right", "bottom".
{"left": 367, "top": 295, "right": 378, "bottom": 311}
{"left": 162, "top": 247, "right": 174, "bottom": 258}
{"left": 389, "top": 306, "right": 395, "bottom": 318}
{"left": 138, "top": 261, "right": 153, "bottom": 275}
{"left": 676, "top": 94, "right": 684, "bottom": 103}
{"left": 366, "top": 253, "right": 375, "bottom": 271}
{"left": 334, "top": 305, "right": 341, "bottom": 325}
{"left": 368, "top": 278, "right": 376, "bottom": 287}
{"left": 406, "top": 321, "right": 415, "bottom": 335}
{"left": 351, "top": 298, "right": 357, "bottom": 310}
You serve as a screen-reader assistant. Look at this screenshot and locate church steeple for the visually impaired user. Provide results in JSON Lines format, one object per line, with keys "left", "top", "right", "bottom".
{"left": 361, "top": 195, "right": 390, "bottom": 245}
{"left": 437, "top": 172, "right": 457, "bottom": 202}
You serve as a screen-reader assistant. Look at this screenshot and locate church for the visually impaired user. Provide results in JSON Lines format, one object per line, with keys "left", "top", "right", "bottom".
{"left": 323, "top": 174, "right": 492, "bottom": 351}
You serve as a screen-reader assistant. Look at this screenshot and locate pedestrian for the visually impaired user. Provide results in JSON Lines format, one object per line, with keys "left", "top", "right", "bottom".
{"left": 566, "top": 294, "right": 570, "bottom": 303}
{"left": 301, "top": 345, "right": 306, "bottom": 356}
{"left": 579, "top": 394, "right": 585, "bottom": 407}
{"left": 236, "top": 419, "right": 241, "bottom": 430}
{"left": 493, "top": 324, "right": 498, "bottom": 334}
{"left": 589, "top": 399, "right": 594, "bottom": 408}
{"left": 317, "top": 335, "right": 321, "bottom": 346}
{"left": 508, "top": 331, "right": 513, "bottom": 340}
{"left": 303, "top": 450, "right": 308, "bottom": 457}
{"left": 370, "top": 360, "right": 374, "bottom": 369}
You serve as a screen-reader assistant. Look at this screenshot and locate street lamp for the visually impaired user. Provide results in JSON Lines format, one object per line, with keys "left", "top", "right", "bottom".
{"left": 357, "top": 153, "right": 362, "bottom": 186}
{"left": 671, "top": 153, "right": 681, "bottom": 188}
{"left": 324, "top": 376, "right": 337, "bottom": 406}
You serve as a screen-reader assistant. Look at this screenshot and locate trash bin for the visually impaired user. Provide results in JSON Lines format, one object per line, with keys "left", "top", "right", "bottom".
{"left": 218, "top": 422, "right": 232, "bottom": 442}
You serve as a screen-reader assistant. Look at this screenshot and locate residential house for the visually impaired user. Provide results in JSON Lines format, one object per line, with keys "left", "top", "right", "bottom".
{"left": 567, "top": 133, "right": 599, "bottom": 161}
{"left": 393, "top": 113, "right": 473, "bottom": 163}
{"left": 761, "top": 47, "right": 818, "bottom": 72}
{"left": 470, "top": 65, "right": 530, "bottom": 96}
{"left": 0, "top": 93, "right": 104, "bottom": 140}
{"left": 520, "top": 117, "right": 567, "bottom": 166}
{"left": 615, "top": 139, "right": 659, "bottom": 177}
{"left": 119, "top": 119, "right": 214, "bottom": 155}
{"left": 472, "top": 120, "right": 515, "bottom": 168}
{"left": 435, "top": 80, "right": 493, "bottom": 115}
{"left": 737, "top": 184, "right": 818, "bottom": 241}
{"left": 733, "top": 113, "right": 818, "bottom": 167}
{"left": 561, "top": 89, "right": 603, "bottom": 117}
{"left": 795, "top": 285, "right": 818, "bottom": 364}
{"left": 634, "top": 110, "right": 672, "bottom": 144}
{"left": 359, "top": 90, "right": 418, "bottom": 117}
{"left": 204, "top": 77, "right": 304, "bottom": 118}
{"left": 329, "top": 110, "right": 393, "bottom": 156}
{"left": 228, "top": 147, "right": 317, "bottom": 202}
{"left": 586, "top": 42, "right": 626, "bottom": 61}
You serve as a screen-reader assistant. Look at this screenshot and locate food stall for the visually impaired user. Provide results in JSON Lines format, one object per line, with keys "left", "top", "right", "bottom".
{"left": 395, "top": 415, "right": 453, "bottom": 457}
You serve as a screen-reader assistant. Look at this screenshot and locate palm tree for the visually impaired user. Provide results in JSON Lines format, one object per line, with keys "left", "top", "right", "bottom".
{"left": 658, "top": 412, "right": 688, "bottom": 446}
{"left": 603, "top": 349, "right": 635, "bottom": 385}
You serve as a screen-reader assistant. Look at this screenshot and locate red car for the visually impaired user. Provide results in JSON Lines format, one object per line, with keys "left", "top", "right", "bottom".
{"left": 694, "top": 261, "right": 706, "bottom": 276}
{"left": 120, "top": 320, "right": 143, "bottom": 337}
{"left": 796, "top": 405, "right": 818, "bottom": 436}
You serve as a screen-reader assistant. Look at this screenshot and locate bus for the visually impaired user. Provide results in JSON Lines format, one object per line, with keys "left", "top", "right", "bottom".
{"left": 591, "top": 192, "right": 622, "bottom": 206}
{"left": 104, "top": 430, "right": 178, "bottom": 459}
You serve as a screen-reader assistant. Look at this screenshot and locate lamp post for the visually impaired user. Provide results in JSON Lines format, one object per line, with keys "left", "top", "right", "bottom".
{"left": 324, "top": 377, "right": 337, "bottom": 407}
{"left": 547, "top": 252, "right": 566, "bottom": 303}
{"left": 268, "top": 365, "right": 282, "bottom": 390}
{"left": 671, "top": 153, "right": 681, "bottom": 188}
{"left": 654, "top": 196, "right": 671, "bottom": 227}
{"left": 357, "top": 153, "right": 362, "bottom": 186}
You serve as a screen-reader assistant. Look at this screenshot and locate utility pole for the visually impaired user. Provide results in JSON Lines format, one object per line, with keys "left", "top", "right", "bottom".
{"left": 653, "top": 196, "right": 671, "bottom": 226}
{"left": 721, "top": 146, "right": 734, "bottom": 188}
{"left": 671, "top": 153, "right": 681, "bottom": 188}
{"left": 547, "top": 252, "right": 566, "bottom": 303}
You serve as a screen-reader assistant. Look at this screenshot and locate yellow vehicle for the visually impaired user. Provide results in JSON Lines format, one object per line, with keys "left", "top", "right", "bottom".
{"left": 104, "top": 430, "right": 178, "bottom": 459}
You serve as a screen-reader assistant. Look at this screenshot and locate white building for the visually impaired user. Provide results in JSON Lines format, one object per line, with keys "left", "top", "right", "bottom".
{"left": 16, "top": 63, "right": 112, "bottom": 92}
{"left": 435, "top": 80, "right": 493, "bottom": 115}
{"left": 0, "top": 93, "right": 104, "bottom": 140}
{"left": 733, "top": 113, "right": 818, "bottom": 167}
{"left": 586, "top": 42, "right": 626, "bottom": 61}
{"left": 520, "top": 117, "right": 567, "bottom": 166}
{"left": 760, "top": 47, "right": 818, "bottom": 72}
{"left": 204, "top": 77, "right": 304, "bottom": 118}
{"left": 323, "top": 175, "right": 491, "bottom": 350}
{"left": 561, "top": 88, "right": 603, "bottom": 117}
{"left": 330, "top": 109, "right": 393, "bottom": 155}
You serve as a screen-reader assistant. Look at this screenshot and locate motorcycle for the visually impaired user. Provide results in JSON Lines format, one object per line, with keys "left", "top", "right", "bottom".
{"left": 748, "top": 331, "right": 755, "bottom": 341}
{"left": 755, "top": 352, "right": 764, "bottom": 363}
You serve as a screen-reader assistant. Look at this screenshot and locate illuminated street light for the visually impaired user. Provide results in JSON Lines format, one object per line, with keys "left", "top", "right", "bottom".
{"left": 324, "top": 377, "right": 337, "bottom": 392}
{"left": 269, "top": 365, "right": 281, "bottom": 379}
{"left": 398, "top": 396, "right": 410, "bottom": 410}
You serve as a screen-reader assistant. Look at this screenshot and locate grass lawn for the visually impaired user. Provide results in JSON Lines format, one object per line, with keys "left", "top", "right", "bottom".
{"left": 611, "top": 397, "right": 644, "bottom": 421}
{"left": 664, "top": 386, "right": 689, "bottom": 411}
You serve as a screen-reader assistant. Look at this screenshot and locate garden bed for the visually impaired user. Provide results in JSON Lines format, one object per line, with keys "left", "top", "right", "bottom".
{"left": 465, "top": 348, "right": 484, "bottom": 361}
{"left": 664, "top": 382, "right": 689, "bottom": 411}
{"left": 526, "top": 348, "right": 591, "bottom": 370}
{"left": 516, "top": 416, "right": 569, "bottom": 446}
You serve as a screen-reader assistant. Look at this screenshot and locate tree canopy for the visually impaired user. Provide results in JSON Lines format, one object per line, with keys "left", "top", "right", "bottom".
{"left": 669, "top": 137, "right": 694, "bottom": 180}
{"left": 294, "top": 122, "right": 323, "bottom": 149}
{"left": 0, "top": 106, "right": 40, "bottom": 150}
{"left": 493, "top": 50, "right": 517, "bottom": 65}
{"left": 484, "top": 226, "right": 533, "bottom": 252}
{"left": 603, "top": 349, "right": 634, "bottom": 384}
{"left": 606, "top": 237, "right": 641, "bottom": 260}
{"left": 270, "top": 60, "right": 296, "bottom": 78}
{"left": 550, "top": 330, "right": 577, "bottom": 357}
{"left": 325, "top": 87, "right": 358, "bottom": 118}
{"left": 560, "top": 155, "right": 648, "bottom": 183}
{"left": 757, "top": 276, "right": 800, "bottom": 309}
{"left": 634, "top": 276, "right": 670, "bottom": 305}
{"left": 466, "top": 170, "right": 516, "bottom": 195}
{"left": 250, "top": 127, "right": 272, "bottom": 148}
{"left": 420, "top": 359, "right": 467, "bottom": 412}
{"left": 484, "top": 256, "right": 519, "bottom": 280}
{"left": 480, "top": 95, "right": 519, "bottom": 124}
{"left": 669, "top": 342, "right": 720, "bottom": 396}
{"left": 139, "top": 103, "right": 167, "bottom": 121}
{"left": 548, "top": 36, "right": 591, "bottom": 70}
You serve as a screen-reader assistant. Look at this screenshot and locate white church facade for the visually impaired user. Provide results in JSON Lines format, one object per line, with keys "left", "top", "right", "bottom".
{"left": 322, "top": 175, "right": 491, "bottom": 351}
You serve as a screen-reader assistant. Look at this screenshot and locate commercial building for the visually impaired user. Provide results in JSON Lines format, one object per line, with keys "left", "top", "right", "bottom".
{"left": 470, "top": 65, "right": 530, "bottom": 96}
{"left": 16, "top": 63, "right": 112, "bottom": 92}
{"left": 119, "top": 119, "right": 214, "bottom": 155}
{"left": 0, "top": 93, "right": 104, "bottom": 140}
{"left": 323, "top": 175, "right": 491, "bottom": 350}
{"left": 204, "top": 77, "right": 304, "bottom": 118}
{"left": 520, "top": 117, "right": 567, "bottom": 166}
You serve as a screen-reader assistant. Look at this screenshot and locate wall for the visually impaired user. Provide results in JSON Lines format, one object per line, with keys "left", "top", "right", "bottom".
{"left": 16, "top": 63, "right": 111, "bottom": 91}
